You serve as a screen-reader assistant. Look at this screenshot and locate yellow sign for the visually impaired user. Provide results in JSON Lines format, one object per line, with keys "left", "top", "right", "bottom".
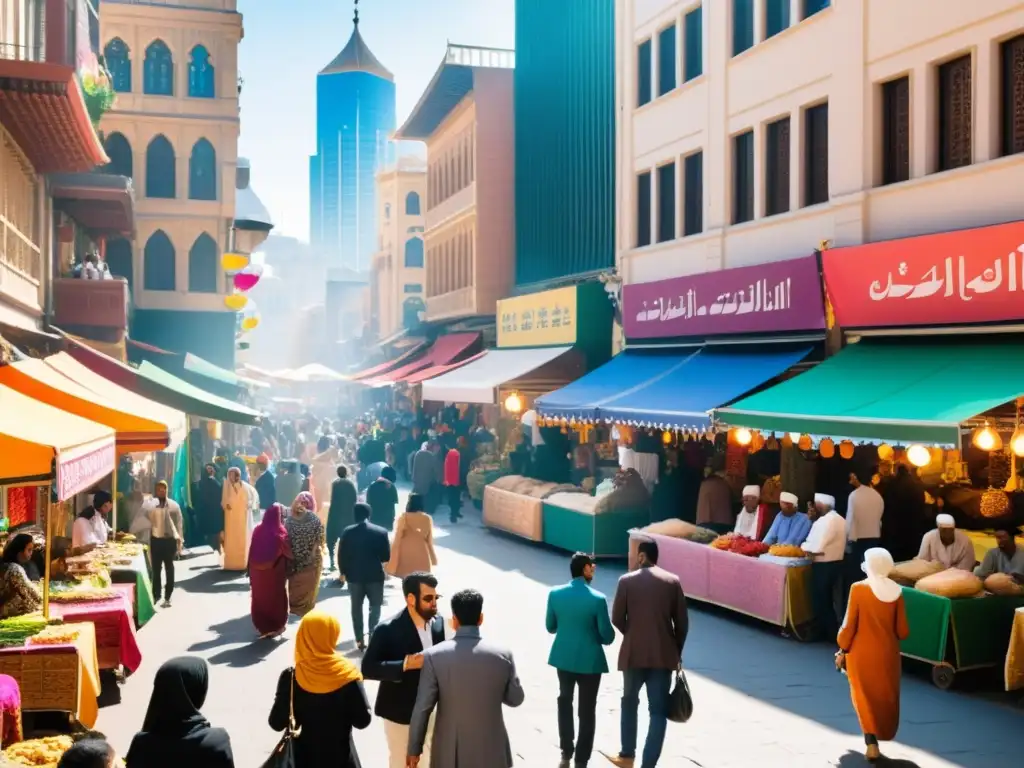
{"left": 497, "top": 286, "right": 577, "bottom": 348}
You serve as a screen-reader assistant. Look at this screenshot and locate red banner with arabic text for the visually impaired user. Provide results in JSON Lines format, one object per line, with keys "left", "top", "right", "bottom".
{"left": 822, "top": 221, "right": 1024, "bottom": 329}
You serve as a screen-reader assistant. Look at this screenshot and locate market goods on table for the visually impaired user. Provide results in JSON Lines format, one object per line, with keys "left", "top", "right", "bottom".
{"left": 643, "top": 519, "right": 698, "bottom": 537}
{"left": 768, "top": 544, "right": 806, "bottom": 558}
{"left": 46, "top": 581, "right": 118, "bottom": 603}
{"left": 682, "top": 528, "right": 720, "bottom": 544}
{"left": 0, "top": 616, "right": 48, "bottom": 648}
{"left": 26, "top": 625, "right": 83, "bottom": 646}
{"left": 710, "top": 534, "right": 770, "bottom": 557}
{"left": 3, "top": 735, "right": 73, "bottom": 767}
{"left": 889, "top": 559, "right": 945, "bottom": 587}
{"left": 983, "top": 573, "right": 1024, "bottom": 596}
{"left": 915, "top": 569, "right": 984, "bottom": 598}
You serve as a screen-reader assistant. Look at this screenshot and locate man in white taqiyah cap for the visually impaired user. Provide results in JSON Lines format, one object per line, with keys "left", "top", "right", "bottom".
{"left": 802, "top": 491, "right": 847, "bottom": 639}
{"left": 733, "top": 485, "right": 761, "bottom": 538}
{"left": 917, "top": 513, "right": 975, "bottom": 571}
{"left": 762, "top": 491, "right": 812, "bottom": 547}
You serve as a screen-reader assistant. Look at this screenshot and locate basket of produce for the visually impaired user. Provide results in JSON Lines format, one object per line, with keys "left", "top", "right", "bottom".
{"left": 711, "top": 534, "right": 769, "bottom": 557}
{"left": 768, "top": 544, "right": 807, "bottom": 558}
{"left": 3, "top": 735, "right": 73, "bottom": 767}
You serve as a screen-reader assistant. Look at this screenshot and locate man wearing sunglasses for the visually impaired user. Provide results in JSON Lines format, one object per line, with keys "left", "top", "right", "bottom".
{"left": 363, "top": 571, "right": 452, "bottom": 768}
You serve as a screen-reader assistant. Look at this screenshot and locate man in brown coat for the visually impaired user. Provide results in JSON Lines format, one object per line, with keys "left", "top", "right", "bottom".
{"left": 604, "top": 537, "right": 688, "bottom": 768}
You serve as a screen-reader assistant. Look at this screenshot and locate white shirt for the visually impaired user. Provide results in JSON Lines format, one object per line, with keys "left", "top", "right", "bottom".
{"left": 71, "top": 513, "right": 109, "bottom": 549}
{"left": 846, "top": 485, "right": 884, "bottom": 541}
{"left": 802, "top": 510, "right": 847, "bottom": 563}
{"left": 412, "top": 613, "right": 455, "bottom": 653}
{"left": 734, "top": 509, "right": 758, "bottom": 538}
{"left": 145, "top": 498, "right": 183, "bottom": 541}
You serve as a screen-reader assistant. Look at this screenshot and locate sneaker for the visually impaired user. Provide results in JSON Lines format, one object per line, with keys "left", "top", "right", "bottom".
{"left": 161, "top": 599, "right": 171, "bottom": 608}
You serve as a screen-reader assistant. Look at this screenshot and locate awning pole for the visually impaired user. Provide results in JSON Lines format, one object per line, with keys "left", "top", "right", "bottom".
{"left": 43, "top": 488, "right": 51, "bottom": 621}
{"left": 111, "top": 460, "right": 118, "bottom": 535}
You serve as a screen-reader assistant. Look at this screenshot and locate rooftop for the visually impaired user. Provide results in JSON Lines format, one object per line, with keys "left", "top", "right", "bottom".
{"left": 319, "top": 22, "right": 393, "bottom": 81}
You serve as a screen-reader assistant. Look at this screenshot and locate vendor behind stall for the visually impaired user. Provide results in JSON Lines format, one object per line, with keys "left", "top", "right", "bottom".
{"left": 802, "top": 493, "right": 847, "bottom": 640}
{"left": 0, "top": 534, "right": 42, "bottom": 617}
{"left": 974, "top": 524, "right": 1024, "bottom": 581}
{"left": 696, "top": 455, "right": 734, "bottom": 534}
{"left": 762, "top": 492, "right": 811, "bottom": 546}
{"left": 918, "top": 514, "right": 975, "bottom": 571}
{"left": 734, "top": 486, "right": 761, "bottom": 538}
{"left": 71, "top": 491, "right": 112, "bottom": 552}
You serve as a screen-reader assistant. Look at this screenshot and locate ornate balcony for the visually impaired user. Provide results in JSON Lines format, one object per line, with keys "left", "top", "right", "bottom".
{"left": 53, "top": 276, "right": 129, "bottom": 335}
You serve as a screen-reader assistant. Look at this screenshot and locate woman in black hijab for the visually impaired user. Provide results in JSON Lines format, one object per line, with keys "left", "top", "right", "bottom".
{"left": 125, "top": 656, "right": 234, "bottom": 768}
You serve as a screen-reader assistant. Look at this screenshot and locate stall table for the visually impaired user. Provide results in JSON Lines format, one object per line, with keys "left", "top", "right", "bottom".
{"left": 0, "top": 622, "right": 100, "bottom": 727}
{"left": 50, "top": 585, "right": 142, "bottom": 673}
{"left": 543, "top": 499, "right": 649, "bottom": 558}
{"left": 483, "top": 486, "right": 543, "bottom": 542}
{"left": 630, "top": 530, "right": 813, "bottom": 635}
{"left": 899, "top": 587, "right": 1024, "bottom": 689}
{"left": 109, "top": 553, "right": 156, "bottom": 627}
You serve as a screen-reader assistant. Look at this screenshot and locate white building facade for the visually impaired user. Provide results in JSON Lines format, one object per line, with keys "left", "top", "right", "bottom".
{"left": 616, "top": 0, "right": 1024, "bottom": 285}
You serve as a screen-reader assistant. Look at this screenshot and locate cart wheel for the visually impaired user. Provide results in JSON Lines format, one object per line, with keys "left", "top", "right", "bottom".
{"left": 931, "top": 663, "right": 955, "bottom": 690}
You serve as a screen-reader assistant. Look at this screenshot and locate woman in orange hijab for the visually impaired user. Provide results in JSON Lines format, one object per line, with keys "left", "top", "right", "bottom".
{"left": 269, "top": 610, "right": 370, "bottom": 767}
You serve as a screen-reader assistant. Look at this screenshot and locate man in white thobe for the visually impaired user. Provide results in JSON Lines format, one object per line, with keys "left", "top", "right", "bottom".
{"left": 918, "top": 514, "right": 975, "bottom": 571}
{"left": 733, "top": 485, "right": 760, "bottom": 538}
{"left": 802, "top": 493, "right": 847, "bottom": 641}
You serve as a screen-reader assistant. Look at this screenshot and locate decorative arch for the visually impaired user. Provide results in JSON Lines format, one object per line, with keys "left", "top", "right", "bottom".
{"left": 145, "top": 135, "right": 176, "bottom": 198}
{"left": 143, "top": 230, "right": 175, "bottom": 291}
{"left": 404, "top": 237, "right": 424, "bottom": 268}
{"left": 188, "top": 233, "right": 218, "bottom": 293}
{"left": 405, "top": 191, "right": 421, "bottom": 216}
{"left": 102, "top": 132, "right": 133, "bottom": 178}
{"left": 143, "top": 40, "right": 174, "bottom": 95}
{"left": 188, "top": 138, "right": 217, "bottom": 201}
{"left": 104, "top": 38, "right": 131, "bottom": 92}
{"left": 105, "top": 237, "right": 133, "bottom": 289}
{"left": 188, "top": 44, "right": 215, "bottom": 98}
{"left": 403, "top": 297, "right": 426, "bottom": 331}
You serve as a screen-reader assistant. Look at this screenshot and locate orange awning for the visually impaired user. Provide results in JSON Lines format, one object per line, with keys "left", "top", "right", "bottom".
{"left": 44, "top": 352, "right": 187, "bottom": 451}
{"left": 0, "top": 384, "right": 115, "bottom": 500}
{"left": 0, "top": 356, "right": 176, "bottom": 452}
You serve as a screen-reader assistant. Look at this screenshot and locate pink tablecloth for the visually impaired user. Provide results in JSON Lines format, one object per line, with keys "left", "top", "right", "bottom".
{"left": 50, "top": 584, "right": 143, "bottom": 672}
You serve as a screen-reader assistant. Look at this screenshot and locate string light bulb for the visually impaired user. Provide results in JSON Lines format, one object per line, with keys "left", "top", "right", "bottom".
{"left": 734, "top": 428, "right": 752, "bottom": 446}
{"left": 907, "top": 444, "right": 931, "bottom": 468}
{"left": 972, "top": 424, "right": 1002, "bottom": 452}
{"left": 503, "top": 392, "right": 523, "bottom": 414}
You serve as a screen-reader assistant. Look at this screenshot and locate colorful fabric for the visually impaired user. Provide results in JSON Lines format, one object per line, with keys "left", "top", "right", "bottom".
{"left": 288, "top": 564, "right": 321, "bottom": 617}
{"left": 0, "top": 673, "right": 23, "bottom": 747}
{"left": 294, "top": 610, "right": 362, "bottom": 694}
{"left": 250, "top": 504, "right": 289, "bottom": 565}
{"left": 5, "top": 487, "right": 35, "bottom": 529}
{"left": 250, "top": 554, "right": 289, "bottom": 636}
{"left": 286, "top": 511, "right": 323, "bottom": 573}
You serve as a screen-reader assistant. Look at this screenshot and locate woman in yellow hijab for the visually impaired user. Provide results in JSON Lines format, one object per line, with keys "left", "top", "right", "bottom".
{"left": 268, "top": 610, "right": 371, "bottom": 767}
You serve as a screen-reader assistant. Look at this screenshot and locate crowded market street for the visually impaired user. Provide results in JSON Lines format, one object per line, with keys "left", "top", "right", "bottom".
{"left": 93, "top": 491, "right": 1020, "bottom": 768}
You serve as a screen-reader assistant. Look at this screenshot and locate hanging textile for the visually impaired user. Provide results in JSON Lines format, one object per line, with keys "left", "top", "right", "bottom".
{"left": 6, "top": 487, "right": 37, "bottom": 528}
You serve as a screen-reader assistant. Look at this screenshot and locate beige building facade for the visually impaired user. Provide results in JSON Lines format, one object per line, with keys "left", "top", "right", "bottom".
{"left": 99, "top": 0, "right": 242, "bottom": 312}
{"left": 395, "top": 44, "right": 515, "bottom": 324}
{"left": 371, "top": 157, "right": 427, "bottom": 340}
{"left": 617, "top": 0, "right": 1024, "bottom": 285}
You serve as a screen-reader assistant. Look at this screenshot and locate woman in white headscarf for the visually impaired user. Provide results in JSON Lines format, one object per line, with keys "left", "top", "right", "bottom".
{"left": 836, "top": 547, "right": 909, "bottom": 762}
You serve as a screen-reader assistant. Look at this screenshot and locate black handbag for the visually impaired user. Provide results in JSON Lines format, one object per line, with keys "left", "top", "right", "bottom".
{"left": 262, "top": 670, "right": 301, "bottom": 768}
{"left": 667, "top": 669, "right": 694, "bottom": 724}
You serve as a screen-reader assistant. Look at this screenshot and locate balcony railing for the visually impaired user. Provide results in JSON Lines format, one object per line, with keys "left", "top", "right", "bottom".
{"left": 0, "top": 0, "right": 80, "bottom": 67}
{"left": 52, "top": 276, "right": 129, "bottom": 331}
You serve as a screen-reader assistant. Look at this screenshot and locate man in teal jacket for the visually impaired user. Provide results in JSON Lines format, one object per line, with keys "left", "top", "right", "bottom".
{"left": 546, "top": 552, "right": 616, "bottom": 768}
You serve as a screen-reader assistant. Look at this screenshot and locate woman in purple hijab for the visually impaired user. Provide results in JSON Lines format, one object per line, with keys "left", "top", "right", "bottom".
{"left": 248, "top": 504, "right": 293, "bottom": 638}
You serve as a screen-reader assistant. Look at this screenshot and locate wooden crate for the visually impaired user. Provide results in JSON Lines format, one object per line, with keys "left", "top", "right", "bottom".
{"left": 0, "top": 646, "right": 79, "bottom": 713}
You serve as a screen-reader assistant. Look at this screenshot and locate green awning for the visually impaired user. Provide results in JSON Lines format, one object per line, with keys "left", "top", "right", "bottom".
{"left": 137, "top": 361, "right": 262, "bottom": 426}
{"left": 716, "top": 341, "right": 1024, "bottom": 445}
{"left": 183, "top": 353, "right": 269, "bottom": 390}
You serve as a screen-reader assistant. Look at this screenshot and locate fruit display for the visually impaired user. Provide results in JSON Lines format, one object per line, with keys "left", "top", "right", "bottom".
{"left": 47, "top": 587, "right": 118, "bottom": 603}
{"left": 3, "top": 735, "right": 73, "bottom": 766}
{"left": 768, "top": 544, "right": 807, "bottom": 558}
{"left": 26, "top": 625, "right": 82, "bottom": 646}
{"left": 710, "top": 534, "right": 769, "bottom": 557}
{"left": 710, "top": 534, "right": 737, "bottom": 550}
{"left": 0, "top": 615, "right": 48, "bottom": 648}
{"left": 682, "top": 528, "right": 720, "bottom": 545}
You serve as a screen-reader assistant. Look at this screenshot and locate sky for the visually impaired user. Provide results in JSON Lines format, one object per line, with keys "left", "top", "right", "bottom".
{"left": 237, "top": 0, "right": 515, "bottom": 241}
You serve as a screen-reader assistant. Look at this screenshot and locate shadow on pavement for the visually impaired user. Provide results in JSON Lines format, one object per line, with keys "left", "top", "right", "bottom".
{"left": 188, "top": 614, "right": 256, "bottom": 653}
{"left": 837, "top": 751, "right": 921, "bottom": 767}
{"left": 177, "top": 567, "right": 249, "bottom": 595}
{"left": 206, "top": 634, "right": 287, "bottom": 668}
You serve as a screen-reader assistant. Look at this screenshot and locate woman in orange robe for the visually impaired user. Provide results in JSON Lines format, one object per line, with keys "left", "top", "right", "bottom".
{"left": 837, "top": 547, "right": 909, "bottom": 762}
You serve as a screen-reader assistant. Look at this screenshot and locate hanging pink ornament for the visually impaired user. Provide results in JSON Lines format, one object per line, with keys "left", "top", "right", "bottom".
{"left": 233, "top": 271, "right": 260, "bottom": 292}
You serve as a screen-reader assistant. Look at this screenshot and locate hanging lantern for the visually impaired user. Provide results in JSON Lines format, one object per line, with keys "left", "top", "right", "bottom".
{"left": 839, "top": 440, "right": 855, "bottom": 460}
{"left": 734, "top": 427, "right": 752, "bottom": 446}
{"left": 877, "top": 443, "right": 894, "bottom": 461}
{"left": 797, "top": 434, "right": 812, "bottom": 451}
{"left": 662, "top": 430, "right": 672, "bottom": 445}
{"left": 224, "top": 294, "right": 248, "bottom": 311}
{"left": 907, "top": 444, "right": 931, "bottom": 468}
{"left": 818, "top": 438, "right": 835, "bottom": 459}
{"left": 233, "top": 267, "right": 262, "bottom": 292}
{"left": 221, "top": 252, "right": 249, "bottom": 274}
{"left": 981, "top": 488, "right": 1011, "bottom": 519}
{"left": 781, "top": 433, "right": 793, "bottom": 448}
{"left": 241, "top": 315, "right": 260, "bottom": 331}
{"left": 1011, "top": 428, "right": 1024, "bottom": 457}
{"left": 502, "top": 391, "right": 522, "bottom": 413}
{"left": 750, "top": 431, "right": 766, "bottom": 452}
{"left": 972, "top": 424, "right": 1002, "bottom": 452}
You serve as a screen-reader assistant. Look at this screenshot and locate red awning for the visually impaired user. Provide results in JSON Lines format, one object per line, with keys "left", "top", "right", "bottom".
{"left": 403, "top": 350, "right": 488, "bottom": 385}
{"left": 348, "top": 342, "right": 427, "bottom": 381}
{"left": 368, "top": 333, "right": 482, "bottom": 385}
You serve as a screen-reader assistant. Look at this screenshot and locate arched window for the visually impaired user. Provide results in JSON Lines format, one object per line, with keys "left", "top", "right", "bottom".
{"left": 143, "top": 230, "right": 175, "bottom": 291}
{"left": 105, "top": 237, "right": 133, "bottom": 289}
{"left": 188, "top": 45, "right": 215, "bottom": 98}
{"left": 405, "top": 191, "right": 421, "bottom": 216}
{"left": 404, "top": 237, "right": 424, "bottom": 268}
{"left": 102, "top": 132, "right": 132, "bottom": 178}
{"left": 143, "top": 40, "right": 174, "bottom": 95}
{"left": 104, "top": 38, "right": 131, "bottom": 92}
{"left": 188, "top": 139, "right": 217, "bottom": 200}
{"left": 384, "top": 203, "right": 391, "bottom": 221}
{"left": 145, "top": 135, "right": 176, "bottom": 198}
{"left": 188, "top": 233, "right": 218, "bottom": 293}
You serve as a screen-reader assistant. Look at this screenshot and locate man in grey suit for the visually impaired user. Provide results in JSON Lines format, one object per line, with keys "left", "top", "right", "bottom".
{"left": 406, "top": 589, "right": 525, "bottom": 767}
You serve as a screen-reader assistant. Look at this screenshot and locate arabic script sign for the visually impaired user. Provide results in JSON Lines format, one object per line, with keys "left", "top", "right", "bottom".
{"left": 56, "top": 439, "right": 116, "bottom": 502}
{"left": 823, "top": 221, "right": 1024, "bottom": 328}
{"left": 623, "top": 255, "right": 826, "bottom": 339}
{"left": 497, "top": 286, "right": 578, "bottom": 348}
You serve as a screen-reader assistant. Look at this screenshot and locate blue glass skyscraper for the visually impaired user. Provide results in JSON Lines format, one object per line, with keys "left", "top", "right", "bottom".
{"left": 310, "top": 15, "right": 395, "bottom": 271}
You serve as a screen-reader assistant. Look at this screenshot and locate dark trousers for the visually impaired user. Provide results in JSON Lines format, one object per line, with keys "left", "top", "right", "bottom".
{"left": 557, "top": 670, "right": 601, "bottom": 766}
{"left": 151, "top": 537, "right": 177, "bottom": 602}
{"left": 327, "top": 534, "right": 340, "bottom": 569}
{"left": 812, "top": 560, "right": 844, "bottom": 640}
{"left": 446, "top": 485, "right": 462, "bottom": 521}
{"left": 207, "top": 532, "right": 222, "bottom": 553}
{"left": 348, "top": 581, "right": 384, "bottom": 643}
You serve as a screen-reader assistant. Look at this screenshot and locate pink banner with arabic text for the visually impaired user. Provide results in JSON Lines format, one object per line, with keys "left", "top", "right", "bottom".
{"left": 823, "top": 221, "right": 1024, "bottom": 328}
{"left": 56, "top": 440, "right": 116, "bottom": 502}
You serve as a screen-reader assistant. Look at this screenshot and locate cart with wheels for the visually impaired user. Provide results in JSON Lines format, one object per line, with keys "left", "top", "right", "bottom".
{"left": 899, "top": 586, "right": 1024, "bottom": 689}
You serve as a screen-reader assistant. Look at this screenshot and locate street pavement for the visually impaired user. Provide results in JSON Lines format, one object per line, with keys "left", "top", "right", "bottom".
{"left": 95, "top": 498, "right": 1022, "bottom": 767}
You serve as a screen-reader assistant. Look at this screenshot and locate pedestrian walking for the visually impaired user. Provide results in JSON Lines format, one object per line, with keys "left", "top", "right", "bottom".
{"left": 285, "top": 492, "right": 325, "bottom": 617}
{"left": 145, "top": 481, "right": 183, "bottom": 609}
{"left": 367, "top": 465, "right": 400, "bottom": 531}
{"left": 411, "top": 442, "right": 440, "bottom": 514}
{"left": 442, "top": 442, "right": 463, "bottom": 523}
{"left": 407, "top": 588, "right": 525, "bottom": 768}
{"left": 195, "top": 464, "right": 224, "bottom": 557}
{"left": 221, "top": 467, "right": 256, "bottom": 572}
{"left": 327, "top": 465, "right": 358, "bottom": 573}
{"left": 248, "top": 503, "right": 293, "bottom": 639}
{"left": 339, "top": 502, "right": 391, "bottom": 650}
{"left": 253, "top": 454, "right": 276, "bottom": 512}
{"left": 546, "top": 552, "right": 615, "bottom": 768}
{"left": 836, "top": 548, "right": 909, "bottom": 763}
{"left": 124, "top": 656, "right": 235, "bottom": 768}
{"left": 386, "top": 494, "right": 437, "bottom": 579}
{"left": 269, "top": 610, "right": 371, "bottom": 767}
{"left": 604, "top": 537, "right": 688, "bottom": 768}
{"left": 361, "top": 572, "right": 449, "bottom": 768}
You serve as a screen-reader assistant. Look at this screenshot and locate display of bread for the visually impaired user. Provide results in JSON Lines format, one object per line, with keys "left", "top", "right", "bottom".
{"left": 983, "top": 572, "right": 1024, "bottom": 596}
{"left": 914, "top": 569, "right": 984, "bottom": 599}
{"left": 889, "top": 559, "right": 945, "bottom": 586}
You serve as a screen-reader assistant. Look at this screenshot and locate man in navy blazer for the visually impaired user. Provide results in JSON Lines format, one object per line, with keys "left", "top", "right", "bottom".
{"left": 546, "top": 552, "right": 615, "bottom": 768}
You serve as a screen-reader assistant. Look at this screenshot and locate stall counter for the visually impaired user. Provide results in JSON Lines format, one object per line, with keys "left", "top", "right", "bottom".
{"left": 544, "top": 500, "right": 648, "bottom": 558}
{"left": 109, "top": 552, "right": 156, "bottom": 627}
{"left": 50, "top": 584, "right": 142, "bottom": 672}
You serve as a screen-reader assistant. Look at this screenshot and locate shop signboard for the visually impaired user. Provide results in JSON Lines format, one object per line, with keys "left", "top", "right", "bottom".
{"left": 823, "top": 221, "right": 1024, "bottom": 328}
{"left": 497, "top": 286, "right": 579, "bottom": 348}
{"left": 56, "top": 438, "right": 116, "bottom": 502}
{"left": 623, "top": 255, "right": 825, "bottom": 339}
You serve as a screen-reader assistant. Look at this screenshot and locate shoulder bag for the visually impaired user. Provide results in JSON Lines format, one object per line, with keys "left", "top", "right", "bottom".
{"left": 667, "top": 668, "right": 694, "bottom": 724}
{"left": 261, "top": 669, "right": 302, "bottom": 768}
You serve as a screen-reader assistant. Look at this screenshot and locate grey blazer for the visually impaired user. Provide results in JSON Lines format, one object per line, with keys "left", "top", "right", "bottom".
{"left": 407, "top": 626, "right": 525, "bottom": 767}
